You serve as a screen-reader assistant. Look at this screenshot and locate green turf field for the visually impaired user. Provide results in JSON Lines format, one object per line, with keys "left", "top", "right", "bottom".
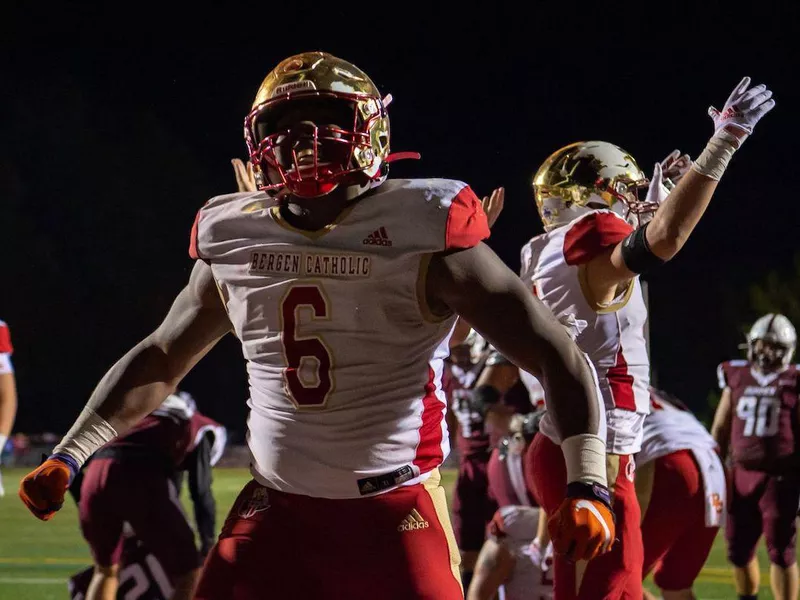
{"left": 0, "top": 467, "right": 774, "bottom": 599}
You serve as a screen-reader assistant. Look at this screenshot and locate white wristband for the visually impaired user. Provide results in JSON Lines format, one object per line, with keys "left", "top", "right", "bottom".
{"left": 52, "top": 408, "right": 118, "bottom": 466}
{"left": 691, "top": 130, "right": 738, "bottom": 181}
{"left": 561, "top": 433, "right": 607, "bottom": 486}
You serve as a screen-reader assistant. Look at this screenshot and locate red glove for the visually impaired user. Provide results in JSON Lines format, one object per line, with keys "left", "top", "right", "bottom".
{"left": 19, "top": 454, "right": 78, "bottom": 521}
{"left": 548, "top": 481, "right": 616, "bottom": 561}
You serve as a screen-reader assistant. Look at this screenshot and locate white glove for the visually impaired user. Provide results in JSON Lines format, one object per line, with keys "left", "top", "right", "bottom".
{"left": 659, "top": 149, "right": 692, "bottom": 190}
{"left": 643, "top": 149, "right": 693, "bottom": 211}
{"left": 708, "top": 77, "right": 775, "bottom": 146}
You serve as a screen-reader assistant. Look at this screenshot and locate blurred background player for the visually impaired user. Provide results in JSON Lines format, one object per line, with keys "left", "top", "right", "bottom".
{"left": 712, "top": 314, "right": 799, "bottom": 600}
{"left": 68, "top": 392, "right": 225, "bottom": 600}
{"left": 468, "top": 504, "right": 554, "bottom": 600}
{"left": 0, "top": 319, "right": 17, "bottom": 497}
{"left": 470, "top": 409, "right": 553, "bottom": 600}
{"left": 20, "top": 52, "right": 614, "bottom": 600}
{"left": 445, "top": 333, "right": 533, "bottom": 590}
{"left": 637, "top": 387, "right": 726, "bottom": 600}
{"left": 488, "top": 410, "right": 543, "bottom": 509}
{"left": 519, "top": 77, "right": 774, "bottom": 599}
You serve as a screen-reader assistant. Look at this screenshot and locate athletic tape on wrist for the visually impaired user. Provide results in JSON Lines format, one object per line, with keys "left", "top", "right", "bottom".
{"left": 691, "top": 131, "right": 738, "bottom": 181}
{"left": 561, "top": 433, "right": 607, "bottom": 487}
{"left": 52, "top": 408, "right": 117, "bottom": 466}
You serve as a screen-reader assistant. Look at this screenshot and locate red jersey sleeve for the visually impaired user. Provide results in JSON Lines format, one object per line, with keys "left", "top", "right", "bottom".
{"left": 445, "top": 186, "right": 490, "bottom": 250}
{"left": 0, "top": 322, "right": 13, "bottom": 354}
{"left": 563, "top": 212, "right": 633, "bottom": 266}
{"left": 188, "top": 209, "right": 203, "bottom": 260}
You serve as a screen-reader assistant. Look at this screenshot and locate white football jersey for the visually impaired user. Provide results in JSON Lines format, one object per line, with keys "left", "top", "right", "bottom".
{"left": 637, "top": 390, "right": 717, "bottom": 465}
{"left": 191, "top": 178, "right": 489, "bottom": 498}
{"left": 520, "top": 210, "right": 650, "bottom": 454}
{"left": 490, "top": 506, "right": 553, "bottom": 600}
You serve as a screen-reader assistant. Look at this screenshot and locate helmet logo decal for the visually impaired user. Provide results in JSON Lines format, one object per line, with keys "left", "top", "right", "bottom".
{"left": 273, "top": 80, "right": 317, "bottom": 97}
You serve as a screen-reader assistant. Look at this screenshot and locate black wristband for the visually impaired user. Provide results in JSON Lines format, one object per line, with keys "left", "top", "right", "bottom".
{"left": 566, "top": 481, "right": 614, "bottom": 512}
{"left": 472, "top": 385, "right": 501, "bottom": 417}
{"left": 620, "top": 223, "right": 665, "bottom": 274}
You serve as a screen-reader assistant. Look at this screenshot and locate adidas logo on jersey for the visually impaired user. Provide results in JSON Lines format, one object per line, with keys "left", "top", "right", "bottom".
{"left": 398, "top": 509, "right": 429, "bottom": 532}
{"left": 363, "top": 227, "right": 392, "bottom": 247}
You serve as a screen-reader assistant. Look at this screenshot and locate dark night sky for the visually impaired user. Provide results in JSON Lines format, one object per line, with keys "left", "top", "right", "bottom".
{"left": 2, "top": 6, "right": 799, "bottom": 437}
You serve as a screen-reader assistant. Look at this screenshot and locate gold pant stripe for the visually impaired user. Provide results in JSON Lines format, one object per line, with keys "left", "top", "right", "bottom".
{"left": 423, "top": 469, "right": 464, "bottom": 595}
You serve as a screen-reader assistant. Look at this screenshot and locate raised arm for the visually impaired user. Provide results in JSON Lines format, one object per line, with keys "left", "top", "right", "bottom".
{"left": 585, "top": 77, "right": 775, "bottom": 298}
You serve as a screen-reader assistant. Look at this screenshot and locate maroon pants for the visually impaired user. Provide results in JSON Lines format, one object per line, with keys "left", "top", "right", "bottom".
{"left": 726, "top": 464, "right": 800, "bottom": 568}
{"left": 452, "top": 452, "right": 497, "bottom": 552}
{"left": 79, "top": 458, "right": 200, "bottom": 576}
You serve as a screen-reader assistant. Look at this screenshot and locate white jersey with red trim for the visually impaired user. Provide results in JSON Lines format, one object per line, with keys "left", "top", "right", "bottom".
{"left": 637, "top": 389, "right": 718, "bottom": 465}
{"left": 520, "top": 210, "right": 650, "bottom": 454}
{"left": 489, "top": 506, "right": 553, "bottom": 600}
{"left": 0, "top": 320, "right": 13, "bottom": 375}
{"left": 190, "top": 178, "right": 489, "bottom": 499}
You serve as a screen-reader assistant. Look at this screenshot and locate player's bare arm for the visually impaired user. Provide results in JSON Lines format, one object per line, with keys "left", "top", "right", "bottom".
{"left": 19, "top": 260, "right": 231, "bottom": 520}
{"left": 710, "top": 387, "right": 733, "bottom": 459}
{"left": 449, "top": 187, "right": 504, "bottom": 348}
{"left": 428, "top": 243, "right": 602, "bottom": 441}
{"left": 466, "top": 538, "right": 515, "bottom": 600}
{"left": 584, "top": 77, "right": 775, "bottom": 301}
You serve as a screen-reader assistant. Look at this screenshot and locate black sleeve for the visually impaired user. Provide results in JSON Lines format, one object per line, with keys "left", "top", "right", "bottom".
{"left": 186, "top": 435, "right": 216, "bottom": 555}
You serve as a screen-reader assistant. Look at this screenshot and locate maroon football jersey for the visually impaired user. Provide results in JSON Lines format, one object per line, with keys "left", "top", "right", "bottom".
{"left": 102, "top": 404, "right": 224, "bottom": 469}
{"left": 445, "top": 365, "right": 532, "bottom": 457}
{"left": 718, "top": 359, "right": 800, "bottom": 472}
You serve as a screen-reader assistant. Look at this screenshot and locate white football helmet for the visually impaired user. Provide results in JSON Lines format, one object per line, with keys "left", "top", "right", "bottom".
{"left": 747, "top": 314, "right": 797, "bottom": 371}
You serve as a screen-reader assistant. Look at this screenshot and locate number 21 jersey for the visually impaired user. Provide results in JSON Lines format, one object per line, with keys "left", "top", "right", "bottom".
{"left": 190, "top": 178, "right": 489, "bottom": 498}
{"left": 718, "top": 359, "right": 800, "bottom": 472}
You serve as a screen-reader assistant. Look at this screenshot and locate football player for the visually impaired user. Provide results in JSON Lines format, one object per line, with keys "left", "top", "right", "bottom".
{"left": 446, "top": 333, "right": 533, "bottom": 590}
{"left": 518, "top": 77, "right": 774, "bottom": 599}
{"left": 712, "top": 314, "right": 799, "bottom": 600}
{"left": 67, "top": 392, "right": 225, "bottom": 600}
{"left": 468, "top": 504, "right": 554, "bottom": 600}
{"left": 0, "top": 319, "right": 17, "bottom": 498}
{"left": 20, "top": 52, "right": 613, "bottom": 600}
{"left": 637, "top": 388, "right": 726, "bottom": 600}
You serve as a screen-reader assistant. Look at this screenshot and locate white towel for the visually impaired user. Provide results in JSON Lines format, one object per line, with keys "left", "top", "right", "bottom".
{"left": 692, "top": 447, "right": 727, "bottom": 527}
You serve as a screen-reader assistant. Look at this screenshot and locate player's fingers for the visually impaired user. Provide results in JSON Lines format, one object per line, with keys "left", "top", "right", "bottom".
{"left": 232, "top": 159, "right": 249, "bottom": 192}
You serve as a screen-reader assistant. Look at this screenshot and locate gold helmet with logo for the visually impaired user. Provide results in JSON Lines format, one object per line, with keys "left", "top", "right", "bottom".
{"left": 533, "top": 141, "right": 652, "bottom": 231}
{"left": 244, "top": 52, "right": 405, "bottom": 198}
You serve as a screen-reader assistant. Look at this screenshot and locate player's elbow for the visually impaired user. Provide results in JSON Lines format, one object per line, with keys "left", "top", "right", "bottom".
{"left": 646, "top": 220, "right": 688, "bottom": 261}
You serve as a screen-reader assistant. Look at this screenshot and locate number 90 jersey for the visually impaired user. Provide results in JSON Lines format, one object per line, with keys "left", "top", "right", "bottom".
{"left": 718, "top": 359, "right": 800, "bottom": 473}
{"left": 190, "top": 179, "right": 489, "bottom": 499}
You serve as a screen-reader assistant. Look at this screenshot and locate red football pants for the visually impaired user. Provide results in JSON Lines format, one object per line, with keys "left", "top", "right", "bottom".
{"left": 638, "top": 450, "right": 720, "bottom": 591}
{"left": 195, "top": 469, "right": 463, "bottom": 600}
{"left": 526, "top": 435, "right": 643, "bottom": 600}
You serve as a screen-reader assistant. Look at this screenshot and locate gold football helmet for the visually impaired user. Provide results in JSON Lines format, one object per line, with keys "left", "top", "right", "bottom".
{"left": 533, "top": 141, "right": 652, "bottom": 231}
{"left": 245, "top": 52, "right": 414, "bottom": 198}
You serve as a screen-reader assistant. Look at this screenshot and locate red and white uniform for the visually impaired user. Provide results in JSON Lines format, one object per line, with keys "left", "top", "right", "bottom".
{"left": 193, "top": 178, "right": 488, "bottom": 600}
{"left": 520, "top": 210, "right": 649, "bottom": 453}
{"left": 638, "top": 391, "right": 726, "bottom": 526}
{"left": 191, "top": 178, "right": 487, "bottom": 500}
{"left": 488, "top": 506, "right": 553, "bottom": 600}
{"left": 636, "top": 390, "right": 725, "bottom": 591}
{"left": 522, "top": 210, "right": 646, "bottom": 600}
{"left": 0, "top": 320, "right": 13, "bottom": 375}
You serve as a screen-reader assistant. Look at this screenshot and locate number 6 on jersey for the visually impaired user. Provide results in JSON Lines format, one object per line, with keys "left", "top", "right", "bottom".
{"left": 280, "top": 285, "right": 334, "bottom": 408}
